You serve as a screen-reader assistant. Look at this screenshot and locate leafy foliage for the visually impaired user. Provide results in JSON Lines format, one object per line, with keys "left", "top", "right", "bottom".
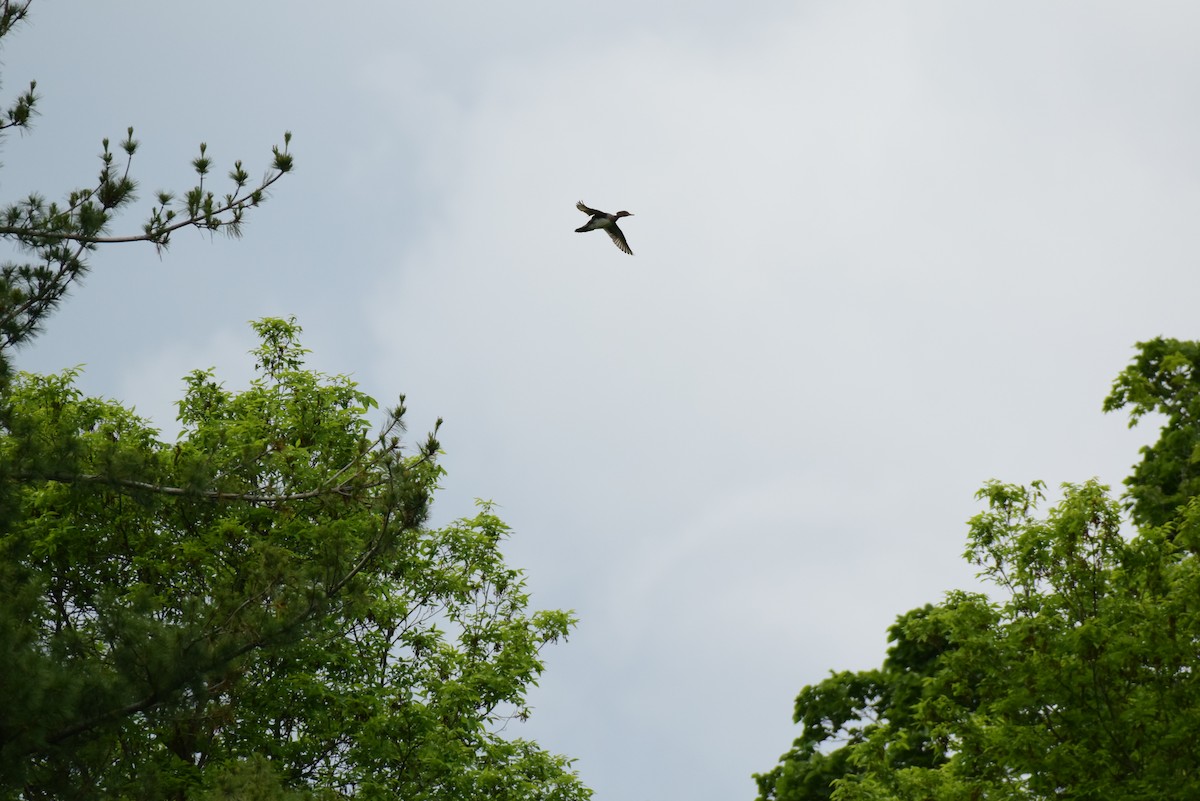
{"left": 1104, "top": 337, "right": 1200, "bottom": 529}
{"left": 0, "top": 318, "right": 587, "bottom": 801}
{"left": 758, "top": 339, "right": 1200, "bottom": 801}
{"left": 752, "top": 606, "right": 959, "bottom": 801}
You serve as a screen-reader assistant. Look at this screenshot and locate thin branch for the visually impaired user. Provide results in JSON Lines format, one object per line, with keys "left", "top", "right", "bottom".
{"left": 11, "top": 471, "right": 384, "bottom": 504}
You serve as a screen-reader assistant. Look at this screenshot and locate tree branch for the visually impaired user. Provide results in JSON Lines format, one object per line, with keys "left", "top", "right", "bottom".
{"left": 0, "top": 162, "right": 290, "bottom": 246}
{"left": 11, "top": 471, "right": 383, "bottom": 504}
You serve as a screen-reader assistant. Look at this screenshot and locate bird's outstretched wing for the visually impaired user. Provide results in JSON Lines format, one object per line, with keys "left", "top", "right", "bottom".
{"left": 577, "top": 200, "right": 601, "bottom": 216}
{"left": 607, "top": 226, "right": 633, "bottom": 255}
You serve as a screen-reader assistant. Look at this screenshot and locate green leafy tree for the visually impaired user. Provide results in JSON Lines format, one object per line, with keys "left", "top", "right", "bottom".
{"left": 837, "top": 480, "right": 1200, "bottom": 801}
{"left": 752, "top": 606, "right": 960, "bottom": 801}
{"left": 0, "top": 318, "right": 588, "bottom": 801}
{"left": 1103, "top": 337, "right": 1200, "bottom": 529}
{"left": 758, "top": 340, "right": 1200, "bottom": 801}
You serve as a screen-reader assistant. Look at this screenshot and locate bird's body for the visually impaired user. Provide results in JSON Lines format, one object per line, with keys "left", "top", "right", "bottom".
{"left": 575, "top": 201, "right": 634, "bottom": 255}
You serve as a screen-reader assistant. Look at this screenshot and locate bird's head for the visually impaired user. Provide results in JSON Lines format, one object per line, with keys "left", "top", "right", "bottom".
{"left": 615, "top": 210, "right": 633, "bottom": 218}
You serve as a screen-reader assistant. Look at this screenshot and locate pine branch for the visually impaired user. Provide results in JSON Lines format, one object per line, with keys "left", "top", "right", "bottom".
{"left": 0, "top": 152, "right": 292, "bottom": 245}
{"left": 0, "top": 131, "right": 294, "bottom": 356}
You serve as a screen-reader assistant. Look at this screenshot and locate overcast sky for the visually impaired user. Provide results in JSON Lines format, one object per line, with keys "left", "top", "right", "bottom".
{"left": 5, "top": 3, "right": 1199, "bottom": 799}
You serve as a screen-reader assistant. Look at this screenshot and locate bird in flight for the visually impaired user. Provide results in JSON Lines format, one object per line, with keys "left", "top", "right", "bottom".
{"left": 575, "top": 201, "right": 634, "bottom": 255}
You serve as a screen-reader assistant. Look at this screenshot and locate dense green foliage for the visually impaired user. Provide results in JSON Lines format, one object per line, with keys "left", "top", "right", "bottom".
{"left": 756, "top": 340, "right": 1200, "bottom": 801}
{"left": 0, "top": 319, "right": 587, "bottom": 800}
{"left": 752, "top": 606, "right": 957, "bottom": 801}
{"left": 0, "top": 7, "right": 587, "bottom": 799}
{"left": 1104, "top": 337, "right": 1200, "bottom": 530}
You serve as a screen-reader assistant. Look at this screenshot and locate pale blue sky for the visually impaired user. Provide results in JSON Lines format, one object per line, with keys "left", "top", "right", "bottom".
{"left": 5, "top": 3, "right": 1198, "bottom": 799}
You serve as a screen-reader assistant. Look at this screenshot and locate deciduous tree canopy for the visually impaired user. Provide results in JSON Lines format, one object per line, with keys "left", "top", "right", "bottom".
{"left": 756, "top": 338, "right": 1200, "bottom": 801}
{"left": 1, "top": 319, "right": 587, "bottom": 800}
{"left": 0, "top": 318, "right": 588, "bottom": 799}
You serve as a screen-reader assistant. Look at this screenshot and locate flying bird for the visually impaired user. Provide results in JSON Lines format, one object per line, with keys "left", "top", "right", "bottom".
{"left": 575, "top": 201, "right": 634, "bottom": 255}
